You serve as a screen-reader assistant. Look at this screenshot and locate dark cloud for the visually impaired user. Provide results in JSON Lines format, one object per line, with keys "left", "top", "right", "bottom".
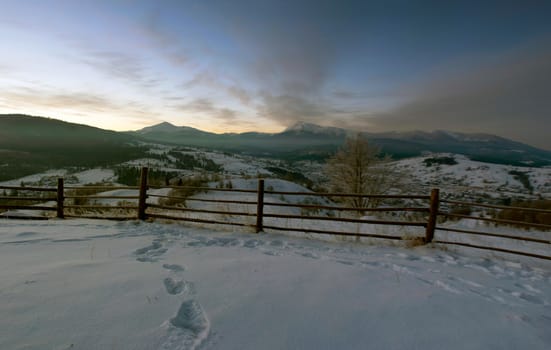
{"left": 217, "top": 108, "right": 237, "bottom": 122}
{"left": 226, "top": 85, "right": 251, "bottom": 105}
{"left": 258, "top": 94, "right": 326, "bottom": 125}
{"left": 332, "top": 90, "right": 363, "bottom": 99}
{"left": 173, "top": 98, "right": 239, "bottom": 124}
{"left": 202, "top": 1, "right": 348, "bottom": 126}
{"left": 182, "top": 72, "right": 252, "bottom": 105}
{"left": 181, "top": 72, "right": 215, "bottom": 90}
{"left": 248, "top": 26, "right": 336, "bottom": 125}
{"left": 78, "top": 51, "right": 157, "bottom": 89}
{"left": 367, "top": 44, "right": 551, "bottom": 149}
{"left": 175, "top": 98, "right": 215, "bottom": 113}
{"left": 5, "top": 89, "right": 119, "bottom": 111}
{"left": 140, "top": 10, "right": 190, "bottom": 66}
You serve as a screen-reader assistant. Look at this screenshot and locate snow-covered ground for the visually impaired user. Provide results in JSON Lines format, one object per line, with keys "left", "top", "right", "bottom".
{"left": 1, "top": 219, "right": 550, "bottom": 350}
{"left": 2, "top": 147, "right": 550, "bottom": 202}
{"left": 0, "top": 168, "right": 116, "bottom": 187}
{"left": 391, "top": 154, "right": 551, "bottom": 199}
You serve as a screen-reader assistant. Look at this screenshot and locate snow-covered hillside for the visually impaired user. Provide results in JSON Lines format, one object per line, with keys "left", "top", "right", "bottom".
{"left": 2, "top": 140, "right": 549, "bottom": 202}
{"left": 1, "top": 219, "right": 549, "bottom": 350}
{"left": 390, "top": 153, "right": 551, "bottom": 200}
{"left": 0, "top": 144, "right": 551, "bottom": 211}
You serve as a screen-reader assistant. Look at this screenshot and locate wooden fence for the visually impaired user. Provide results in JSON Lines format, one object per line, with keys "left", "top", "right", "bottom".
{"left": 1, "top": 167, "right": 550, "bottom": 260}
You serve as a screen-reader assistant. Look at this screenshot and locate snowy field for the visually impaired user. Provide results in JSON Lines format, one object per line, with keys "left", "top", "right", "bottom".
{"left": 1, "top": 219, "right": 550, "bottom": 349}
{"left": 392, "top": 154, "right": 551, "bottom": 198}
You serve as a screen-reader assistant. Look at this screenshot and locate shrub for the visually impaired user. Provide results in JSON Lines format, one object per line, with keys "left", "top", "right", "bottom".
{"left": 508, "top": 170, "right": 533, "bottom": 193}
{"left": 66, "top": 182, "right": 114, "bottom": 206}
{"left": 423, "top": 156, "right": 457, "bottom": 167}
{"left": 159, "top": 175, "right": 209, "bottom": 207}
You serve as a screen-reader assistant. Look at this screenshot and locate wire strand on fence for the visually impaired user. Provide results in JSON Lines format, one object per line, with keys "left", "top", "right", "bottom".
{"left": 64, "top": 214, "right": 136, "bottom": 221}
{"left": 148, "top": 194, "right": 257, "bottom": 205}
{"left": 147, "top": 185, "right": 257, "bottom": 193}
{"left": 263, "top": 212, "right": 427, "bottom": 226}
{"left": 64, "top": 195, "right": 140, "bottom": 200}
{"left": 265, "top": 190, "right": 430, "bottom": 199}
{"left": 0, "top": 205, "right": 56, "bottom": 211}
{"left": 441, "top": 199, "right": 551, "bottom": 214}
{"left": 64, "top": 205, "right": 138, "bottom": 210}
{"left": 263, "top": 201, "right": 429, "bottom": 212}
{"left": 262, "top": 225, "right": 404, "bottom": 240}
{"left": 433, "top": 240, "right": 551, "bottom": 261}
{"left": 146, "top": 212, "right": 253, "bottom": 227}
{"left": 0, "top": 185, "right": 57, "bottom": 192}
{"left": 0, "top": 196, "right": 57, "bottom": 201}
{"left": 64, "top": 186, "right": 139, "bottom": 190}
{"left": 147, "top": 203, "right": 256, "bottom": 217}
{"left": 435, "top": 226, "right": 551, "bottom": 244}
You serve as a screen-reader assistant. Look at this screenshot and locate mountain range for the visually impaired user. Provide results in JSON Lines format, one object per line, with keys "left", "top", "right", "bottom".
{"left": 1, "top": 114, "right": 550, "bottom": 182}
{"left": 132, "top": 120, "right": 551, "bottom": 166}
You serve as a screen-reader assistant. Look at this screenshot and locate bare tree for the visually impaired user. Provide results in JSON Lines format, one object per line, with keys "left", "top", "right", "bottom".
{"left": 326, "top": 134, "right": 394, "bottom": 209}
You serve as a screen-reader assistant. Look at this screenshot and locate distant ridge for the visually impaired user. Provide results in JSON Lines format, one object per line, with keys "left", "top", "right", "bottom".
{"left": 2, "top": 114, "right": 550, "bottom": 167}
{"left": 135, "top": 120, "right": 551, "bottom": 166}
{"left": 0, "top": 114, "right": 147, "bottom": 180}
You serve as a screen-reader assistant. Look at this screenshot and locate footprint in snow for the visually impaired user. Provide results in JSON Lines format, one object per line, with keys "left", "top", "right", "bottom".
{"left": 243, "top": 239, "right": 264, "bottom": 248}
{"left": 297, "top": 251, "right": 320, "bottom": 259}
{"left": 361, "top": 261, "right": 382, "bottom": 268}
{"left": 515, "top": 283, "right": 543, "bottom": 294}
{"left": 163, "top": 263, "right": 186, "bottom": 273}
{"left": 262, "top": 250, "right": 281, "bottom": 256}
{"left": 16, "top": 231, "right": 39, "bottom": 237}
{"left": 160, "top": 300, "right": 210, "bottom": 350}
{"left": 513, "top": 291, "right": 546, "bottom": 305}
{"left": 163, "top": 278, "right": 195, "bottom": 296}
{"left": 134, "top": 240, "right": 168, "bottom": 262}
{"left": 336, "top": 260, "right": 355, "bottom": 266}
{"left": 269, "top": 240, "right": 285, "bottom": 247}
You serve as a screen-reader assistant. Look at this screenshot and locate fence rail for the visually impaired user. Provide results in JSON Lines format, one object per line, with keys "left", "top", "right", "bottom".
{"left": 1, "top": 167, "right": 549, "bottom": 260}
{"left": 440, "top": 199, "right": 551, "bottom": 214}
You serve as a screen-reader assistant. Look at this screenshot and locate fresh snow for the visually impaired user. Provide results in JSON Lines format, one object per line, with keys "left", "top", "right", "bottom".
{"left": 391, "top": 153, "right": 551, "bottom": 199}
{"left": 1, "top": 219, "right": 550, "bottom": 349}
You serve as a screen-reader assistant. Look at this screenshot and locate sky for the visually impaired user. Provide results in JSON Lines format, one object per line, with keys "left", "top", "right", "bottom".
{"left": 0, "top": 0, "right": 550, "bottom": 149}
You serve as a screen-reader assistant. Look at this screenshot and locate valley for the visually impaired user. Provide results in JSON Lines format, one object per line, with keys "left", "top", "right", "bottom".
{"left": 1, "top": 114, "right": 550, "bottom": 223}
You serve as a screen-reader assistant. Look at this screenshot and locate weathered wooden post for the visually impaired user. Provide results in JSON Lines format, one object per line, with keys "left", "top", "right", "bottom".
{"left": 56, "top": 178, "right": 64, "bottom": 219}
{"left": 425, "top": 188, "right": 439, "bottom": 243}
{"left": 256, "top": 179, "right": 265, "bottom": 233}
{"left": 138, "top": 167, "right": 149, "bottom": 220}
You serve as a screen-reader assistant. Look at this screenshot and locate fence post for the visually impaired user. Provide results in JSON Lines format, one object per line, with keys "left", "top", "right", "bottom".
{"left": 425, "top": 188, "right": 439, "bottom": 243}
{"left": 138, "top": 167, "right": 149, "bottom": 220}
{"left": 56, "top": 178, "right": 64, "bottom": 219}
{"left": 256, "top": 179, "right": 265, "bottom": 233}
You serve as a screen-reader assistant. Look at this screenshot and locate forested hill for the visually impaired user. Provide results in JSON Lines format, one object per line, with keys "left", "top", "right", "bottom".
{"left": 0, "top": 114, "right": 147, "bottom": 180}
{"left": 0, "top": 114, "right": 136, "bottom": 148}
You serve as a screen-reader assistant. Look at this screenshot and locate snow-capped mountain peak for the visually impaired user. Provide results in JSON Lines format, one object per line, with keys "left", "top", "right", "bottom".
{"left": 284, "top": 121, "right": 347, "bottom": 136}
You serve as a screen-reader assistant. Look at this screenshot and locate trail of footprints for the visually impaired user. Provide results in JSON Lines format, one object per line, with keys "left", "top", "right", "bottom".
{"left": 182, "top": 234, "right": 550, "bottom": 308}
{"left": 132, "top": 230, "right": 550, "bottom": 348}
{"left": 133, "top": 239, "right": 210, "bottom": 349}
